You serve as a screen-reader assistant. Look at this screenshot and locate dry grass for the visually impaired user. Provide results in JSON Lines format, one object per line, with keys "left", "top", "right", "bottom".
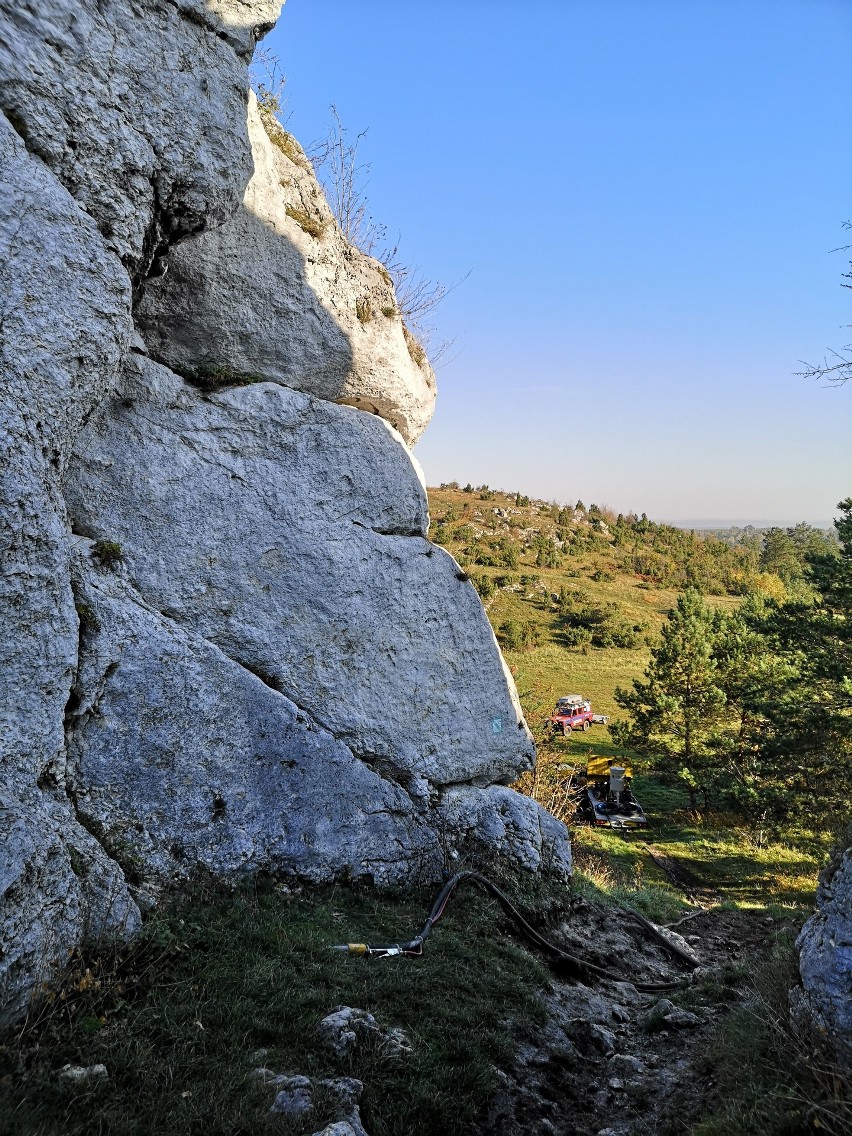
{"left": 402, "top": 323, "right": 426, "bottom": 366}
{"left": 355, "top": 295, "right": 373, "bottom": 324}
{"left": 695, "top": 936, "right": 852, "bottom": 1136}
{"left": 285, "top": 204, "right": 326, "bottom": 239}
{"left": 258, "top": 109, "right": 312, "bottom": 171}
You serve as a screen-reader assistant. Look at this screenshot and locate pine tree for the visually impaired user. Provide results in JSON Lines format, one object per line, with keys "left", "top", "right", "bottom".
{"left": 741, "top": 499, "right": 852, "bottom": 820}
{"left": 613, "top": 588, "right": 726, "bottom": 808}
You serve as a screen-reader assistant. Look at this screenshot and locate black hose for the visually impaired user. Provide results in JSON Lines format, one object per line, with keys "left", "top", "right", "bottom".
{"left": 332, "top": 870, "right": 697, "bottom": 994}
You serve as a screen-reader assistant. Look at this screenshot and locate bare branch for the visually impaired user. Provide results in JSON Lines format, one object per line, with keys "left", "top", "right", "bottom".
{"left": 310, "top": 107, "right": 469, "bottom": 368}
{"left": 249, "top": 46, "right": 288, "bottom": 119}
{"left": 795, "top": 345, "right": 852, "bottom": 386}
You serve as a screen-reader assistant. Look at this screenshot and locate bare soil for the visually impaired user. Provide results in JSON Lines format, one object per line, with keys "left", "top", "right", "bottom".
{"left": 476, "top": 898, "right": 798, "bottom": 1136}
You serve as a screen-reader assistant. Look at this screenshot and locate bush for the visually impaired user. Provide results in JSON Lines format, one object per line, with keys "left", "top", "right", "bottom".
{"left": 493, "top": 574, "right": 517, "bottom": 590}
{"left": 498, "top": 619, "right": 542, "bottom": 652}
{"left": 92, "top": 539, "right": 123, "bottom": 568}
{"left": 471, "top": 573, "right": 495, "bottom": 600}
{"left": 499, "top": 542, "right": 520, "bottom": 570}
{"left": 562, "top": 626, "right": 593, "bottom": 650}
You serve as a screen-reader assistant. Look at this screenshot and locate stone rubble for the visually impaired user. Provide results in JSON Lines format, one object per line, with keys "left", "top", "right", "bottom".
{"left": 317, "top": 1007, "right": 412, "bottom": 1061}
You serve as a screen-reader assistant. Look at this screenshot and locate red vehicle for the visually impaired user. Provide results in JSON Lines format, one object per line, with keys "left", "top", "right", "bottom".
{"left": 550, "top": 695, "right": 594, "bottom": 735}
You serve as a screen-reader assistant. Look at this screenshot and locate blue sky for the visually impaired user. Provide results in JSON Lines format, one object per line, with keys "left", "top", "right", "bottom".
{"left": 262, "top": 0, "right": 851, "bottom": 525}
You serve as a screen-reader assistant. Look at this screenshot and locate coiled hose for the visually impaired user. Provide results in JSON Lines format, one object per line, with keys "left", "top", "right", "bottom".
{"left": 331, "top": 870, "right": 699, "bottom": 994}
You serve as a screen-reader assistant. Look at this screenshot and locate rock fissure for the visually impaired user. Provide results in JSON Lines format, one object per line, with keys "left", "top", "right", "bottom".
{"left": 352, "top": 519, "right": 424, "bottom": 538}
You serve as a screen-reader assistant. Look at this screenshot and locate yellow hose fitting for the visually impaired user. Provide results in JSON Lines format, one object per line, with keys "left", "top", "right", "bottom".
{"left": 347, "top": 943, "right": 368, "bottom": 955}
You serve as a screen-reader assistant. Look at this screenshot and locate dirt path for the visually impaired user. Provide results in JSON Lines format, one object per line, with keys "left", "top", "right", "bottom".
{"left": 642, "top": 843, "right": 721, "bottom": 905}
{"left": 477, "top": 897, "right": 791, "bottom": 1135}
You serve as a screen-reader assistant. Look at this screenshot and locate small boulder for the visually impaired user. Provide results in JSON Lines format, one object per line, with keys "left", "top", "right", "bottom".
{"left": 639, "top": 998, "right": 702, "bottom": 1031}
{"left": 662, "top": 1008, "right": 702, "bottom": 1029}
{"left": 270, "top": 1075, "right": 314, "bottom": 1116}
{"left": 58, "top": 1064, "right": 108, "bottom": 1085}
{"left": 608, "top": 1053, "right": 644, "bottom": 1077}
{"left": 564, "top": 1018, "right": 617, "bottom": 1057}
{"left": 311, "top": 1123, "right": 367, "bottom": 1136}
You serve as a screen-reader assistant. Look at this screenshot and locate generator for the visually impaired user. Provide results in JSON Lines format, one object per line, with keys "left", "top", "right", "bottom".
{"left": 578, "top": 756, "right": 647, "bottom": 829}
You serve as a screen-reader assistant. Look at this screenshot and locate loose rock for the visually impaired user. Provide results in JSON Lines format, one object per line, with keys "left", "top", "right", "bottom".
{"left": 270, "top": 1075, "right": 314, "bottom": 1116}
{"left": 58, "top": 1064, "right": 108, "bottom": 1085}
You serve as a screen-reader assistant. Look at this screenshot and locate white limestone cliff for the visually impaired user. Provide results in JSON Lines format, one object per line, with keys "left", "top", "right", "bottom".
{"left": 136, "top": 95, "right": 436, "bottom": 444}
{"left": 0, "top": 0, "right": 570, "bottom": 1027}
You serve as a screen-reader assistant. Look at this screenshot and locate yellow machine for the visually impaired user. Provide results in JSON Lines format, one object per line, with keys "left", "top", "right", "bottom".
{"left": 580, "top": 758, "right": 647, "bottom": 829}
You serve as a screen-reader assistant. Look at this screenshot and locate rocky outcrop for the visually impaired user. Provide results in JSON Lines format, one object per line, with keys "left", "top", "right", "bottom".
{"left": 0, "top": 0, "right": 569, "bottom": 1025}
{"left": 60, "top": 357, "right": 567, "bottom": 887}
{"left": 0, "top": 107, "right": 139, "bottom": 1027}
{"left": 136, "top": 95, "right": 436, "bottom": 443}
{"left": 65, "top": 356, "right": 532, "bottom": 791}
{"left": 0, "top": 0, "right": 278, "bottom": 277}
{"left": 794, "top": 839, "right": 852, "bottom": 1070}
{"left": 0, "top": 0, "right": 282, "bottom": 1023}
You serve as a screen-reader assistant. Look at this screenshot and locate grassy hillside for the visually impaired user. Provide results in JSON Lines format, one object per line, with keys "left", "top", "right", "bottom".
{"left": 426, "top": 482, "right": 831, "bottom": 921}
{"left": 426, "top": 482, "right": 746, "bottom": 740}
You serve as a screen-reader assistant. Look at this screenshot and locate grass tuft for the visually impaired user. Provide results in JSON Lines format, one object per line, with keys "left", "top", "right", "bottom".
{"left": 285, "top": 204, "right": 326, "bottom": 239}
{"left": 402, "top": 323, "right": 426, "bottom": 366}
{"left": 91, "top": 540, "right": 122, "bottom": 569}
{"left": 258, "top": 109, "right": 312, "bottom": 171}
{"left": 184, "top": 365, "right": 266, "bottom": 392}
{"left": 694, "top": 936, "right": 852, "bottom": 1136}
{"left": 355, "top": 296, "right": 373, "bottom": 324}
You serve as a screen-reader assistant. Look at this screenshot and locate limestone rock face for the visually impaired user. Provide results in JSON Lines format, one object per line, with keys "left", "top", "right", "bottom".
{"left": 0, "top": 0, "right": 281, "bottom": 1022}
{"left": 0, "top": 111, "right": 140, "bottom": 1025}
{"left": 0, "top": 0, "right": 570, "bottom": 1026}
{"left": 66, "top": 543, "right": 441, "bottom": 886}
{"left": 795, "top": 842, "right": 852, "bottom": 1069}
{"left": 135, "top": 95, "right": 436, "bottom": 444}
{"left": 0, "top": 0, "right": 282, "bottom": 276}
{"left": 65, "top": 355, "right": 535, "bottom": 790}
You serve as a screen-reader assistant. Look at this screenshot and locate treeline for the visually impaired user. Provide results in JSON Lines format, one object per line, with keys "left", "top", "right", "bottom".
{"left": 611, "top": 514, "right": 835, "bottom": 597}
{"left": 431, "top": 484, "right": 835, "bottom": 600}
{"left": 613, "top": 501, "right": 852, "bottom": 823}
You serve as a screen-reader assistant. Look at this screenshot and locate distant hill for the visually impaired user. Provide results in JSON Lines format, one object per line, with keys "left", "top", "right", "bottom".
{"left": 667, "top": 518, "right": 834, "bottom": 531}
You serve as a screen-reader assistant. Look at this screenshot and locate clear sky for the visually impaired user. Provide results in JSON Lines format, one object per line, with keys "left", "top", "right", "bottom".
{"left": 262, "top": 0, "right": 851, "bottom": 526}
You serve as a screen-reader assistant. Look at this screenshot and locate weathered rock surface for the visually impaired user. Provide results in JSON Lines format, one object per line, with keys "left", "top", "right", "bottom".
{"left": 135, "top": 95, "right": 436, "bottom": 443}
{"left": 0, "top": 0, "right": 280, "bottom": 1021}
{"left": 0, "top": 0, "right": 282, "bottom": 277}
{"left": 795, "top": 840, "right": 852, "bottom": 1069}
{"left": 65, "top": 355, "right": 535, "bottom": 791}
{"left": 62, "top": 356, "right": 569, "bottom": 886}
{"left": 0, "top": 109, "right": 139, "bottom": 1026}
{"left": 66, "top": 541, "right": 439, "bottom": 886}
{"left": 0, "top": 0, "right": 571, "bottom": 1027}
